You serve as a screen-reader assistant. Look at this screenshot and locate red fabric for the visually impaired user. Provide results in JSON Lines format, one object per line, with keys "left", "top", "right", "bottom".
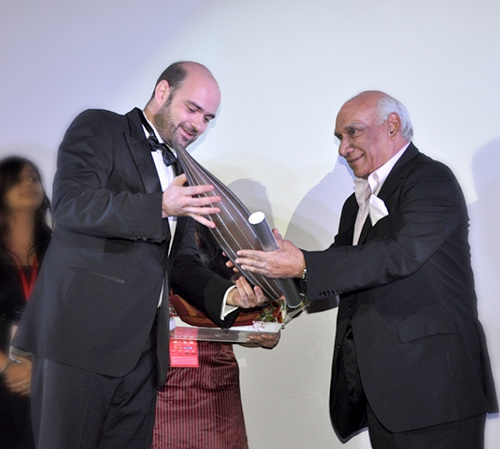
{"left": 152, "top": 342, "right": 248, "bottom": 449}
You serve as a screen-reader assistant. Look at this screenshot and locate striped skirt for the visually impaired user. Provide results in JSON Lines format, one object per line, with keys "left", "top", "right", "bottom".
{"left": 152, "top": 342, "right": 248, "bottom": 449}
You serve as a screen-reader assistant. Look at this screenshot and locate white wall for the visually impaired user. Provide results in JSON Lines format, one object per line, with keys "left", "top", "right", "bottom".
{"left": 1, "top": 1, "right": 498, "bottom": 447}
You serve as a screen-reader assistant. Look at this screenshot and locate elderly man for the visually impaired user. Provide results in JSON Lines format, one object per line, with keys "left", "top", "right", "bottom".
{"left": 236, "top": 91, "right": 498, "bottom": 448}
{"left": 14, "top": 61, "right": 266, "bottom": 449}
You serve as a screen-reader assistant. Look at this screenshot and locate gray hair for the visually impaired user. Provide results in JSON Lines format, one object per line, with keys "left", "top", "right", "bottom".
{"left": 376, "top": 94, "right": 414, "bottom": 141}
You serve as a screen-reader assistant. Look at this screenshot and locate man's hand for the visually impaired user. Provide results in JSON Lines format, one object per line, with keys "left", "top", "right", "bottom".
{"left": 162, "top": 174, "right": 221, "bottom": 228}
{"left": 245, "top": 331, "right": 281, "bottom": 349}
{"left": 236, "top": 229, "right": 305, "bottom": 278}
{"left": 226, "top": 277, "right": 268, "bottom": 309}
{"left": 4, "top": 355, "right": 32, "bottom": 396}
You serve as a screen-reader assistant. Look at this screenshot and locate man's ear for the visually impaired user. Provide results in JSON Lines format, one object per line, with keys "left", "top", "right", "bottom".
{"left": 155, "top": 80, "right": 171, "bottom": 106}
{"left": 387, "top": 112, "right": 401, "bottom": 137}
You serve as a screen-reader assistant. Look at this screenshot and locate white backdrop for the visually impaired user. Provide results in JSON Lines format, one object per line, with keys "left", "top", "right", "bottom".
{"left": 1, "top": 1, "right": 498, "bottom": 447}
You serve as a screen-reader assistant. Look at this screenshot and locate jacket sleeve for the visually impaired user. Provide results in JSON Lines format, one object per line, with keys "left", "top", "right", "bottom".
{"left": 170, "top": 218, "right": 239, "bottom": 329}
{"left": 52, "top": 110, "right": 168, "bottom": 242}
{"left": 303, "top": 159, "right": 467, "bottom": 299}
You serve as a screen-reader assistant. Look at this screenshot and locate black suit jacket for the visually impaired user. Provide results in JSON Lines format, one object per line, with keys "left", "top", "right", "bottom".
{"left": 14, "top": 108, "right": 236, "bottom": 385}
{"left": 303, "top": 144, "right": 498, "bottom": 438}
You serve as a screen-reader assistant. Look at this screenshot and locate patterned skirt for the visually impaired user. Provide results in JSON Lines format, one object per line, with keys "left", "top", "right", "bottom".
{"left": 152, "top": 342, "right": 248, "bottom": 449}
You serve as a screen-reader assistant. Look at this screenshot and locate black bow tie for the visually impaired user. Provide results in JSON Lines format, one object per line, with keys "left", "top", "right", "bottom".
{"left": 140, "top": 112, "right": 177, "bottom": 167}
{"left": 147, "top": 133, "right": 177, "bottom": 167}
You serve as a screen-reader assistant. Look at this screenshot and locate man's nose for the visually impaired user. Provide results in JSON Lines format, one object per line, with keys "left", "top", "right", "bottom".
{"left": 190, "top": 115, "right": 203, "bottom": 133}
{"left": 338, "top": 138, "right": 352, "bottom": 157}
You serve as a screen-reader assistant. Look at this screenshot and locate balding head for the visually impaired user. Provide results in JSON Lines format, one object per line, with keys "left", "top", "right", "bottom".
{"left": 144, "top": 61, "right": 221, "bottom": 148}
{"left": 147, "top": 61, "right": 218, "bottom": 101}
{"left": 335, "top": 91, "right": 412, "bottom": 179}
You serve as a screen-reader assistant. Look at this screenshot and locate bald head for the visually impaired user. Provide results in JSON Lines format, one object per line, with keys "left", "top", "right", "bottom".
{"left": 144, "top": 61, "right": 221, "bottom": 148}
{"left": 147, "top": 61, "right": 219, "bottom": 103}
{"left": 335, "top": 91, "right": 412, "bottom": 179}
{"left": 347, "top": 91, "right": 413, "bottom": 140}
{"left": 348, "top": 90, "right": 386, "bottom": 107}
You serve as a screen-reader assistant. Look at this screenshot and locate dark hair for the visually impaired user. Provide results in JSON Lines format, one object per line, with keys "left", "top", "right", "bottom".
{"left": 0, "top": 156, "right": 52, "bottom": 265}
{"left": 149, "top": 61, "right": 189, "bottom": 101}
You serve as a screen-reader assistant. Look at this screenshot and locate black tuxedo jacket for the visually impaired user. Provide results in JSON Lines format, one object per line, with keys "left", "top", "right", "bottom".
{"left": 14, "top": 108, "right": 236, "bottom": 385}
{"left": 303, "top": 144, "right": 498, "bottom": 438}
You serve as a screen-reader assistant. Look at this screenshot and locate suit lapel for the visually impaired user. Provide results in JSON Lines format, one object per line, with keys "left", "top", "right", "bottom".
{"left": 125, "top": 108, "right": 162, "bottom": 194}
{"left": 358, "top": 217, "right": 373, "bottom": 244}
{"left": 335, "top": 195, "right": 357, "bottom": 246}
{"left": 337, "top": 193, "right": 373, "bottom": 246}
{"left": 358, "top": 143, "right": 420, "bottom": 245}
{"left": 377, "top": 143, "right": 419, "bottom": 203}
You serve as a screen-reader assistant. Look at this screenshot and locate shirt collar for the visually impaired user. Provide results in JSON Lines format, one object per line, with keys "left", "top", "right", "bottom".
{"left": 141, "top": 110, "right": 165, "bottom": 144}
{"left": 141, "top": 110, "right": 178, "bottom": 155}
{"left": 356, "top": 142, "right": 411, "bottom": 196}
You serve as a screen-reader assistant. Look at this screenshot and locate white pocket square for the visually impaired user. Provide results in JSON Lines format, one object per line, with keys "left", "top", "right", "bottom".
{"left": 369, "top": 195, "right": 389, "bottom": 225}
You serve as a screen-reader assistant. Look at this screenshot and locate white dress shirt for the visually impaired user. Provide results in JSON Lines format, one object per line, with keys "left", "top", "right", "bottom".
{"left": 352, "top": 142, "right": 410, "bottom": 245}
{"left": 141, "top": 112, "right": 236, "bottom": 318}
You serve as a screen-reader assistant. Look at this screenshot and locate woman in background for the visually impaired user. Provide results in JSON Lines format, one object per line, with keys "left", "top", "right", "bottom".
{"left": 0, "top": 157, "right": 52, "bottom": 449}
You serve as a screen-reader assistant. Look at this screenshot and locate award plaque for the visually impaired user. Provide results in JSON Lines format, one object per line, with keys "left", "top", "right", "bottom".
{"left": 170, "top": 317, "right": 282, "bottom": 343}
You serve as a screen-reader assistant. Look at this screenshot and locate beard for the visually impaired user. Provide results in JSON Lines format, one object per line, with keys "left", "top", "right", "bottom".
{"left": 154, "top": 98, "right": 197, "bottom": 149}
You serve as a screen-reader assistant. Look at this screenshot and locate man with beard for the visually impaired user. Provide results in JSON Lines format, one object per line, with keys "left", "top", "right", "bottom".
{"left": 13, "top": 61, "right": 266, "bottom": 449}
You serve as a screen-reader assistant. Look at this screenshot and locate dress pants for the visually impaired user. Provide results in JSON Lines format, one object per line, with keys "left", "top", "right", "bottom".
{"left": 333, "top": 327, "right": 487, "bottom": 449}
{"left": 30, "top": 325, "right": 157, "bottom": 449}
